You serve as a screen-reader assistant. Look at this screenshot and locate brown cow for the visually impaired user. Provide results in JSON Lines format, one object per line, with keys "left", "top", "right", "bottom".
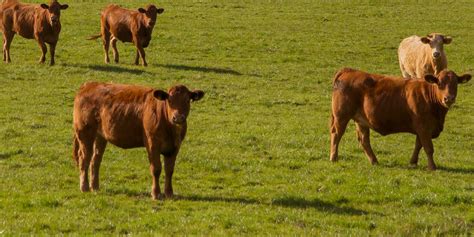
{"left": 0, "top": 0, "right": 68, "bottom": 65}
{"left": 72, "top": 82, "right": 204, "bottom": 199}
{"left": 330, "top": 68, "right": 471, "bottom": 170}
{"left": 88, "top": 4, "right": 164, "bottom": 66}
{"left": 398, "top": 33, "right": 452, "bottom": 79}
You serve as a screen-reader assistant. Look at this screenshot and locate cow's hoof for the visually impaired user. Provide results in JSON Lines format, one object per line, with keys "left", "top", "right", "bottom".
{"left": 151, "top": 193, "right": 164, "bottom": 200}
{"left": 427, "top": 166, "right": 437, "bottom": 171}
{"left": 80, "top": 185, "right": 90, "bottom": 192}
{"left": 165, "top": 193, "right": 174, "bottom": 200}
{"left": 409, "top": 163, "right": 418, "bottom": 168}
{"left": 370, "top": 161, "right": 379, "bottom": 165}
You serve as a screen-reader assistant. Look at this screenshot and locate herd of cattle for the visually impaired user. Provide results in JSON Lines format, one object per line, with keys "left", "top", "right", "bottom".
{"left": 1, "top": 0, "right": 471, "bottom": 199}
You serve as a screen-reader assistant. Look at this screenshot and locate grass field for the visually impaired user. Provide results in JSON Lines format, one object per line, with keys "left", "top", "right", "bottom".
{"left": 1, "top": 0, "right": 473, "bottom": 235}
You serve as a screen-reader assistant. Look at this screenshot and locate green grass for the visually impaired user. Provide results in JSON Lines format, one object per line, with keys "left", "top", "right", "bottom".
{"left": 1, "top": 0, "right": 473, "bottom": 235}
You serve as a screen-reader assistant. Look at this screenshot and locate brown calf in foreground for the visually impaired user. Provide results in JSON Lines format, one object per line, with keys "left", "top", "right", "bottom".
{"left": 0, "top": 0, "right": 68, "bottom": 65}
{"left": 330, "top": 68, "right": 471, "bottom": 170}
{"left": 398, "top": 33, "right": 451, "bottom": 79}
{"left": 73, "top": 82, "right": 204, "bottom": 199}
{"left": 88, "top": 4, "right": 164, "bottom": 66}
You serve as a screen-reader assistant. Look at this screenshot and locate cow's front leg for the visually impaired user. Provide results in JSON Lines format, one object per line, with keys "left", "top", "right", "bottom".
{"left": 164, "top": 152, "right": 178, "bottom": 199}
{"left": 36, "top": 38, "right": 47, "bottom": 64}
{"left": 418, "top": 133, "right": 436, "bottom": 171}
{"left": 49, "top": 42, "right": 56, "bottom": 66}
{"left": 410, "top": 136, "right": 422, "bottom": 167}
{"left": 133, "top": 37, "right": 147, "bottom": 66}
{"left": 146, "top": 142, "right": 162, "bottom": 200}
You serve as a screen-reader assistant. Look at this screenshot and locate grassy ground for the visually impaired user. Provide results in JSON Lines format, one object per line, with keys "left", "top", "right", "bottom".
{"left": 1, "top": 0, "right": 473, "bottom": 235}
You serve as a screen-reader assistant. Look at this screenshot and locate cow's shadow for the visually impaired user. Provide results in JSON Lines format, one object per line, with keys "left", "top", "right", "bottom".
{"left": 178, "top": 194, "right": 370, "bottom": 216}
{"left": 64, "top": 63, "right": 149, "bottom": 75}
{"left": 437, "top": 166, "right": 474, "bottom": 174}
{"left": 153, "top": 63, "right": 244, "bottom": 76}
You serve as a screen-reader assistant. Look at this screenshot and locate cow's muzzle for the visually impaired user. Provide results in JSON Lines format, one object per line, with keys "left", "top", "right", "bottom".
{"left": 172, "top": 114, "right": 186, "bottom": 125}
{"left": 433, "top": 51, "right": 441, "bottom": 58}
{"left": 443, "top": 96, "right": 455, "bottom": 108}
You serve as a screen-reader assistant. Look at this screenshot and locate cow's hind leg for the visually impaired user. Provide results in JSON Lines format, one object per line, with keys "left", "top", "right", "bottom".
{"left": 89, "top": 135, "right": 107, "bottom": 191}
{"left": 77, "top": 130, "right": 96, "bottom": 192}
{"left": 355, "top": 123, "right": 378, "bottom": 165}
{"left": 409, "top": 136, "right": 422, "bottom": 167}
{"left": 3, "top": 32, "right": 14, "bottom": 63}
{"left": 330, "top": 114, "right": 350, "bottom": 162}
{"left": 110, "top": 36, "right": 119, "bottom": 63}
{"left": 36, "top": 39, "right": 47, "bottom": 64}
{"left": 48, "top": 42, "right": 56, "bottom": 66}
{"left": 102, "top": 32, "right": 111, "bottom": 64}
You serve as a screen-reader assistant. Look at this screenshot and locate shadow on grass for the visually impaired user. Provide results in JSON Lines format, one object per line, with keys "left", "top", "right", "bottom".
{"left": 63, "top": 63, "right": 150, "bottom": 75}
{"left": 179, "top": 194, "right": 369, "bottom": 216}
{"left": 271, "top": 196, "right": 369, "bottom": 216}
{"left": 437, "top": 166, "right": 474, "bottom": 174}
{"left": 0, "top": 149, "right": 23, "bottom": 160}
{"left": 154, "top": 63, "right": 244, "bottom": 76}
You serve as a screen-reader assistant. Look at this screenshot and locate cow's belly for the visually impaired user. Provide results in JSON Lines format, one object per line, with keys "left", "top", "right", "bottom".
{"left": 15, "top": 23, "right": 34, "bottom": 39}
{"left": 354, "top": 111, "right": 414, "bottom": 136}
{"left": 111, "top": 28, "right": 132, "bottom": 43}
{"left": 99, "top": 115, "right": 145, "bottom": 149}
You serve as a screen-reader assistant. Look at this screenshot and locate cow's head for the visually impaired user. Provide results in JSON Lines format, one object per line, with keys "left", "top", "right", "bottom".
{"left": 138, "top": 5, "right": 164, "bottom": 28}
{"left": 420, "top": 33, "right": 452, "bottom": 59}
{"left": 425, "top": 70, "right": 471, "bottom": 109}
{"left": 153, "top": 85, "right": 204, "bottom": 125}
{"left": 40, "top": 1, "right": 68, "bottom": 26}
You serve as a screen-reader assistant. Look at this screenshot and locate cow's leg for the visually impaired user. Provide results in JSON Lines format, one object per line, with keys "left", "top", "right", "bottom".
{"left": 355, "top": 123, "right": 378, "bottom": 165}
{"left": 418, "top": 133, "right": 436, "bottom": 171}
{"left": 110, "top": 36, "right": 119, "bottom": 63}
{"left": 133, "top": 37, "right": 147, "bottom": 66}
{"left": 77, "top": 130, "right": 96, "bottom": 192}
{"left": 146, "top": 140, "right": 162, "bottom": 200}
{"left": 3, "top": 32, "right": 14, "bottom": 63}
{"left": 330, "top": 114, "right": 350, "bottom": 162}
{"left": 36, "top": 39, "right": 47, "bottom": 64}
{"left": 409, "top": 136, "right": 422, "bottom": 167}
{"left": 49, "top": 42, "right": 56, "bottom": 66}
{"left": 102, "top": 33, "right": 110, "bottom": 64}
{"left": 134, "top": 49, "right": 140, "bottom": 65}
{"left": 164, "top": 152, "right": 178, "bottom": 199}
{"left": 89, "top": 135, "right": 107, "bottom": 191}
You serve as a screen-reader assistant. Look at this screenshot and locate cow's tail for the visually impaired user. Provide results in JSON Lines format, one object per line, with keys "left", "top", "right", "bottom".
{"left": 72, "top": 133, "right": 79, "bottom": 167}
{"left": 87, "top": 34, "right": 102, "bottom": 40}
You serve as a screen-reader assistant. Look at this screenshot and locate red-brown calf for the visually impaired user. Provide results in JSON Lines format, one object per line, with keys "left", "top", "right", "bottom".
{"left": 73, "top": 82, "right": 204, "bottom": 199}
{"left": 88, "top": 4, "right": 164, "bottom": 66}
{"left": 330, "top": 68, "right": 471, "bottom": 170}
{"left": 1, "top": 0, "right": 68, "bottom": 65}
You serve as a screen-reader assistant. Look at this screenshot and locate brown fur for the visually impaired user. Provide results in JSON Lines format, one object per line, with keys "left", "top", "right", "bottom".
{"left": 73, "top": 82, "right": 204, "bottom": 199}
{"left": 88, "top": 4, "right": 164, "bottom": 66}
{"left": 330, "top": 68, "right": 471, "bottom": 170}
{"left": 0, "top": 0, "right": 68, "bottom": 65}
{"left": 398, "top": 33, "right": 451, "bottom": 79}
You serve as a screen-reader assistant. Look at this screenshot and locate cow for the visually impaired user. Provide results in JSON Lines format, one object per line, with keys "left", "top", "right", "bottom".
{"left": 330, "top": 68, "right": 471, "bottom": 170}
{"left": 88, "top": 4, "right": 164, "bottom": 66}
{"left": 0, "top": 0, "right": 68, "bottom": 65}
{"left": 72, "top": 82, "right": 204, "bottom": 199}
{"left": 398, "top": 33, "right": 452, "bottom": 79}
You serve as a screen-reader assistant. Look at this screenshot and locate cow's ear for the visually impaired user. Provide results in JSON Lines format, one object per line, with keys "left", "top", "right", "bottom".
{"left": 190, "top": 90, "right": 205, "bottom": 102}
{"left": 157, "top": 8, "right": 164, "bottom": 14}
{"left": 420, "top": 37, "right": 430, "bottom": 44}
{"left": 458, "top": 74, "right": 472, "bottom": 84}
{"left": 138, "top": 8, "right": 147, "bottom": 13}
{"left": 153, "top": 90, "right": 168, "bottom": 100}
{"left": 443, "top": 36, "right": 452, "bottom": 44}
{"left": 424, "top": 74, "right": 438, "bottom": 84}
{"left": 40, "top": 3, "right": 49, "bottom": 9}
{"left": 60, "top": 4, "right": 69, "bottom": 10}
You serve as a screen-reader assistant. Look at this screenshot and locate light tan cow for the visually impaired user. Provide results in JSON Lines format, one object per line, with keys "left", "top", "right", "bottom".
{"left": 398, "top": 33, "right": 452, "bottom": 79}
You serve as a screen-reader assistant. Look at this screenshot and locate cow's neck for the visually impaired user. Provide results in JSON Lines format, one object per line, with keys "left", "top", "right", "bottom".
{"left": 432, "top": 54, "right": 447, "bottom": 75}
{"left": 161, "top": 101, "right": 186, "bottom": 147}
{"left": 427, "top": 84, "right": 449, "bottom": 119}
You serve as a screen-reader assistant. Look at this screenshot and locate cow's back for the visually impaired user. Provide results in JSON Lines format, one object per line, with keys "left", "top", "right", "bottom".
{"left": 74, "top": 82, "right": 156, "bottom": 148}
{"left": 398, "top": 36, "right": 432, "bottom": 78}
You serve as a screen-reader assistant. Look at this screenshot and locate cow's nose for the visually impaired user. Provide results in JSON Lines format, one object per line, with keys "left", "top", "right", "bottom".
{"left": 433, "top": 52, "right": 440, "bottom": 58}
{"left": 443, "top": 96, "right": 455, "bottom": 105}
{"left": 172, "top": 114, "right": 185, "bottom": 124}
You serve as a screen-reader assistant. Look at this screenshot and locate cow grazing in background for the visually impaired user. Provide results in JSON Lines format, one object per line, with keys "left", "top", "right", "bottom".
{"left": 398, "top": 33, "right": 452, "bottom": 79}
{"left": 88, "top": 4, "right": 164, "bottom": 66}
{"left": 0, "top": 0, "right": 68, "bottom": 65}
{"left": 330, "top": 68, "right": 471, "bottom": 170}
{"left": 73, "top": 82, "right": 204, "bottom": 200}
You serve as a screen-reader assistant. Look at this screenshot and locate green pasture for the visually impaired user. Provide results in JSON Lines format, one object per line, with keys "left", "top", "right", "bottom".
{"left": 1, "top": 0, "right": 473, "bottom": 235}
